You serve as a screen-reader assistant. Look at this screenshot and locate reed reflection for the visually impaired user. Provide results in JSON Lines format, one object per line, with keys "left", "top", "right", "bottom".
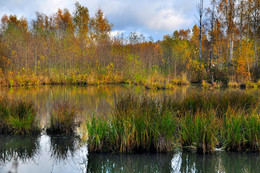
{"left": 0, "top": 135, "right": 40, "bottom": 164}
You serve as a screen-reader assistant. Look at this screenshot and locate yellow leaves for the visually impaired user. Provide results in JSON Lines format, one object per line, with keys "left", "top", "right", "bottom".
{"left": 186, "top": 58, "right": 205, "bottom": 82}
{"left": 40, "top": 55, "right": 45, "bottom": 61}
{"left": 234, "top": 39, "right": 255, "bottom": 81}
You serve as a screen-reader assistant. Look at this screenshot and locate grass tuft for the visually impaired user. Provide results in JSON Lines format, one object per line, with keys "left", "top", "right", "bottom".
{"left": 0, "top": 97, "right": 40, "bottom": 135}
{"left": 47, "top": 101, "right": 80, "bottom": 134}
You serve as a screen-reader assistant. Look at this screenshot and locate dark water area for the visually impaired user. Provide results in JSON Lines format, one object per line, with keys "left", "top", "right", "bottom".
{"left": 0, "top": 85, "right": 259, "bottom": 172}
{"left": 0, "top": 134, "right": 259, "bottom": 173}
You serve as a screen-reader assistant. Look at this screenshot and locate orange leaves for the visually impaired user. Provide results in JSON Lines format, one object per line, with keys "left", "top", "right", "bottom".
{"left": 236, "top": 57, "right": 248, "bottom": 79}
{"left": 90, "top": 9, "right": 112, "bottom": 35}
{"left": 55, "top": 8, "right": 74, "bottom": 31}
{"left": 1, "top": 15, "right": 28, "bottom": 31}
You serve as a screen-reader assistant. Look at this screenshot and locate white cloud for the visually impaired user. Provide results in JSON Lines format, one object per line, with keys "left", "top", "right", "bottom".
{"left": 144, "top": 9, "right": 191, "bottom": 31}
{"left": 110, "top": 30, "right": 125, "bottom": 37}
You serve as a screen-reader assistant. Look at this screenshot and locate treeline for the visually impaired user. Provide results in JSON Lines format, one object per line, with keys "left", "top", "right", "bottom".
{"left": 0, "top": 1, "right": 259, "bottom": 87}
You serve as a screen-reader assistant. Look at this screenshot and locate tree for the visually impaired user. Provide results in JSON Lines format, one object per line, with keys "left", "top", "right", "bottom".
{"left": 197, "top": 0, "right": 204, "bottom": 62}
{"left": 90, "top": 9, "right": 112, "bottom": 38}
{"left": 217, "top": 0, "right": 237, "bottom": 68}
{"left": 74, "top": 2, "right": 90, "bottom": 38}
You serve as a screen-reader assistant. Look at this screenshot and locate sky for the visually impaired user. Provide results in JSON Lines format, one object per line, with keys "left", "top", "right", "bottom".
{"left": 0, "top": 0, "right": 211, "bottom": 40}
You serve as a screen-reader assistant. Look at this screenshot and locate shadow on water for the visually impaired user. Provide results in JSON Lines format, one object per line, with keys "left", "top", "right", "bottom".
{"left": 48, "top": 133, "right": 81, "bottom": 162}
{"left": 87, "top": 151, "right": 260, "bottom": 173}
{"left": 0, "top": 135, "right": 40, "bottom": 164}
{"left": 87, "top": 152, "right": 174, "bottom": 173}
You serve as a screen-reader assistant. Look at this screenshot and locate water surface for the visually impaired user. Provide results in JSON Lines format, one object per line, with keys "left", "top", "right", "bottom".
{"left": 0, "top": 85, "right": 259, "bottom": 173}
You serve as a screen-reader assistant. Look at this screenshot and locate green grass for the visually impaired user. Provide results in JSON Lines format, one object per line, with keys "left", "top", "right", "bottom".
{"left": 222, "top": 110, "right": 260, "bottom": 151}
{"left": 193, "top": 111, "right": 219, "bottom": 154}
{"left": 0, "top": 97, "right": 40, "bottom": 135}
{"left": 180, "top": 111, "right": 219, "bottom": 153}
{"left": 46, "top": 101, "right": 80, "bottom": 134}
{"left": 87, "top": 94, "right": 178, "bottom": 153}
{"left": 87, "top": 91, "right": 259, "bottom": 153}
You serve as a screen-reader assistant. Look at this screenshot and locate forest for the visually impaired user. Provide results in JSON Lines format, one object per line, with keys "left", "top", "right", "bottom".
{"left": 0, "top": 0, "right": 259, "bottom": 88}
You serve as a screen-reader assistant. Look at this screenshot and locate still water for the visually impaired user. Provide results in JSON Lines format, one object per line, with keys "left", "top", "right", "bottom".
{"left": 0, "top": 85, "right": 259, "bottom": 173}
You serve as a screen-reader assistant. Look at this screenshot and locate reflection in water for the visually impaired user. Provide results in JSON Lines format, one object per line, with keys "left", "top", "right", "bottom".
{"left": 87, "top": 153, "right": 174, "bottom": 173}
{"left": 47, "top": 134, "right": 88, "bottom": 172}
{"left": 86, "top": 151, "right": 260, "bottom": 173}
{"left": 0, "top": 85, "right": 190, "bottom": 128}
{"left": 0, "top": 135, "right": 40, "bottom": 164}
{"left": 0, "top": 135, "right": 88, "bottom": 173}
{"left": 0, "top": 135, "right": 40, "bottom": 173}
{"left": 221, "top": 152, "right": 260, "bottom": 173}
{"left": 0, "top": 136, "right": 259, "bottom": 172}
{"left": 48, "top": 134, "right": 81, "bottom": 162}
{"left": 172, "top": 151, "right": 260, "bottom": 173}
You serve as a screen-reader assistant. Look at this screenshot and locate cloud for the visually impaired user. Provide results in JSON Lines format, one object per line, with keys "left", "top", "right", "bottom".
{"left": 144, "top": 9, "right": 191, "bottom": 31}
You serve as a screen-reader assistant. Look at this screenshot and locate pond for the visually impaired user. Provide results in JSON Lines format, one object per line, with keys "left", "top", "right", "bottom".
{"left": 0, "top": 85, "right": 259, "bottom": 173}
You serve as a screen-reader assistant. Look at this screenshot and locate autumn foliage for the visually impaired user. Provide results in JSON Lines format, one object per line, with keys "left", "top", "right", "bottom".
{"left": 0, "top": 1, "right": 259, "bottom": 87}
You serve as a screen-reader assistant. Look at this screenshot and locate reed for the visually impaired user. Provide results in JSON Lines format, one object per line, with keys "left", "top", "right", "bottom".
{"left": 46, "top": 101, "right": 80, "bottom": 134}
{"left": 193, "top": 111, "right": 219, "bottom": 154}
{"left": 87, "top": 91, "right": 259, "bottom": 153}
{"left": 180, "top": 111, "right": 219, "bottom": 154}
{"left": 87, "top": 94, "right": 178, "bottom": 153}
{"left": 0, "top": 97, "right": 40, "bottom": 135}
{"left": 222, "top": 110, "right": 260, "bottom": 151}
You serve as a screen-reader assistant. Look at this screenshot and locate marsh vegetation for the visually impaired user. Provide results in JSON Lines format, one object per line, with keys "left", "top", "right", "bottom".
{"left": 87, "top": 90, "right": 259, "bottom": 153}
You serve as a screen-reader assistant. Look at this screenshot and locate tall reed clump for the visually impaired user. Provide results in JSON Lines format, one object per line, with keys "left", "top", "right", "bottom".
{"left": 222, "top": 110, "right": 260, "bottom": 151}
{"left": 0, "top": 97, "right": 40, "bottom": 135}
{"left": 87, "top": 94, "right": 178, "bottom": 153}
{"left": 180, "top": 111, "right": 219, "bottom": 154}
{"left": 87, "top": 91, "right": 259, "bottom": 154}
{"left": 47, "top": 102, "right": 80, "bottom": 134}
